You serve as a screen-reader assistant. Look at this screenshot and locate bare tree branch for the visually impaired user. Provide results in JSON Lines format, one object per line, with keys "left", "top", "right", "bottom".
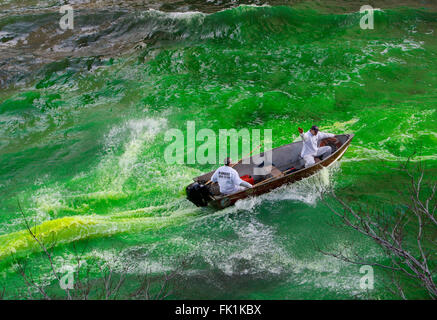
{"left": 319, "top": 160, "right": 437, "bottom": 299}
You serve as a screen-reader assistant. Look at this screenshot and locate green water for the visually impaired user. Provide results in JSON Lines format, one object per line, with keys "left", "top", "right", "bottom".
{"left": 0, "top": 3, "right": 436, "bottom": 299}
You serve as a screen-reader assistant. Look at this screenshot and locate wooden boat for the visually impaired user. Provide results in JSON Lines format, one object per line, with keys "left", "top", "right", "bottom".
{"left": 186, "top": 134, "right": 354, "bottom": 209}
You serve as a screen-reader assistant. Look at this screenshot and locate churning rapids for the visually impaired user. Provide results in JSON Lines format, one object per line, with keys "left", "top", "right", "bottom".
{"left": 0, "top": 0, "right": 436, "bottom": 299}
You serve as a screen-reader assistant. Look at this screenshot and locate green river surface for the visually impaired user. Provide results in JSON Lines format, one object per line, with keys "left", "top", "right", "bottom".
{"left": 0, "top": 0, "right": 436, "bottom": 299}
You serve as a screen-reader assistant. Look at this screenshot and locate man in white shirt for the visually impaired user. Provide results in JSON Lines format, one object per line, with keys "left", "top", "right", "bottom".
{"left": 211, "top": 157, "right": 253, "bottom": 195}
{"left": 298, "top": 125, "right": 335, "bottom": 168}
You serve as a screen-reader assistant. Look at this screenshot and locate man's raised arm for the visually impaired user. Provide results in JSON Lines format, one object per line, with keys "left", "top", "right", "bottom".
{"left": 298, "top": 127, "right": 309, "bottom": 141}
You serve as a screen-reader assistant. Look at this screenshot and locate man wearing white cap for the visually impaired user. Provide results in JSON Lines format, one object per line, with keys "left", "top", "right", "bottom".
{"left": 298, "top": 125, "right": 335, "bottom": 168}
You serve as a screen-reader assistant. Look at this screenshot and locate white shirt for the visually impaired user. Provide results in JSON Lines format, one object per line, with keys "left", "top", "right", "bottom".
{"left": 300, "top": 130, "right": 335, "bottom": 158}
{"left": 211, "top": 165, "right": 244, "bottom": 195}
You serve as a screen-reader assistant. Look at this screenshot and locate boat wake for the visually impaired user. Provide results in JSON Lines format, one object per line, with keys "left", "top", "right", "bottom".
{"left": 0, "top": 161, "right": 341, "bottom": 264}
{"left": 0, "top": 199, "right": 206, "bottom": 262}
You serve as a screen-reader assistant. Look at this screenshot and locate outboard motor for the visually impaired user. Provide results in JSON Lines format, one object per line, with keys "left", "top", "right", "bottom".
{"left": 186, "top": 182, "right": 213, "bottom": 207}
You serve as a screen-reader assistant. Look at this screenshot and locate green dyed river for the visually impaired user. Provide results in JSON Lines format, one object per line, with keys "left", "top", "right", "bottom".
{"left": 0, "top": 1, "right": 436, "bottom": 299}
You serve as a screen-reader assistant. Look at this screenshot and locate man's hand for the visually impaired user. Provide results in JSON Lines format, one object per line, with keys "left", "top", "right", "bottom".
{"left": 298, "top": 127, "right": 303, "bottom": 134}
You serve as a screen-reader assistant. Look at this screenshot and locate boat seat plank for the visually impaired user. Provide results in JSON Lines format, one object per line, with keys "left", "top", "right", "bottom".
{"left": 260, "top": 165, "right": 283, "bottom": 178}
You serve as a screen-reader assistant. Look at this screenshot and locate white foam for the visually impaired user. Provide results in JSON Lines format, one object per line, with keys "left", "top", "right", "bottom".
{"left": 102, "top": 117, "right": 167, "bottom": 190}
{"left": 380, "top": 39, "right": 424, "bottom": 55}
{"left": 142, "top": 8, "right": 206, "bottom": 21}
{"left": 229, "top": 164, "right": 341, "bottom": 212}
